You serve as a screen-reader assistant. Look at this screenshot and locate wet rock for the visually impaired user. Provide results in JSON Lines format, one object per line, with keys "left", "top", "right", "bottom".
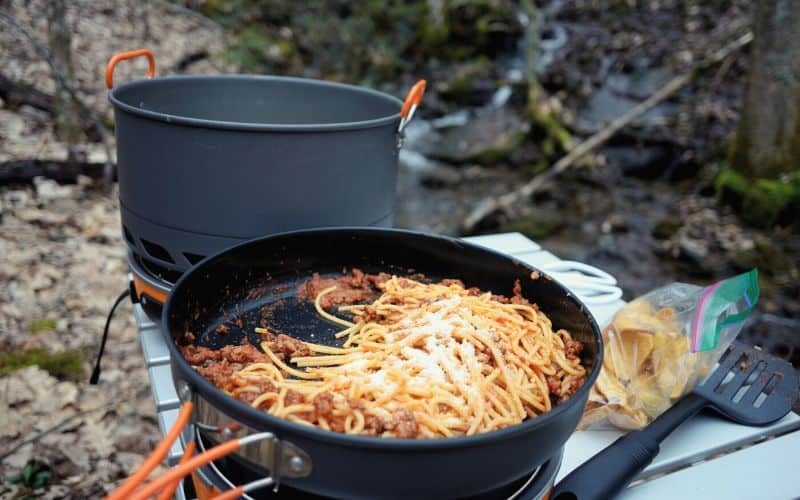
{"left": 436, "top": 58, "right": 494, "bottom": 105}
{"left": 678, "top": 236, "right": 709, "bottom": 270}
{"left": 603, "top": 146, "right": 672, "bottom": 179}
{"left": 576, "top": 72, "right": 678, "bottom": 134}
{"left": 428, "top": 106, "right": 530, "bottom": 164}
{"left": 601, "top": 214, "right": 630, "bottom": 233}
{"left": 607, "top": 66, "right": 675, "bottom": 100}
{"left": 420, "top": 165, "right": 463, "bottom": 188}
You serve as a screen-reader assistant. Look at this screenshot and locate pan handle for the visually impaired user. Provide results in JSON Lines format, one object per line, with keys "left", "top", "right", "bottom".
{"left": 105, "top": 48, "right": 156, "bottom": 89}
{"left": 398, "top": 79, "right": 427, "bottom": 135}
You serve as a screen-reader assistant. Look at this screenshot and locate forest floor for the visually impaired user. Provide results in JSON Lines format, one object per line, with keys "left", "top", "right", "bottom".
{"left": 1, "top": 0, "right": 798, "bottom": 498}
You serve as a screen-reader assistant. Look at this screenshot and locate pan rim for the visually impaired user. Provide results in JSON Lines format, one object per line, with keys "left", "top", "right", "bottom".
{"left": 163, "top": 227, "right": 604, "bottom": 450}
{"left": 108, "top": 75, "right": 403, "bottom": 132}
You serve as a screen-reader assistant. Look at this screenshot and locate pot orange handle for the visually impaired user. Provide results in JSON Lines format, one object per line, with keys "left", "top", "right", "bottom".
{"left": 106, "top": 48, "right": 156, "bottom": 89}
{"left": 400, "top": 80, "right": 427, "bottom": 118}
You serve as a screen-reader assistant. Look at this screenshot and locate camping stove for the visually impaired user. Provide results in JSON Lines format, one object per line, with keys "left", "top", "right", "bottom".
{"left": 131, "top": 280, "right": 563, "bottom": 500}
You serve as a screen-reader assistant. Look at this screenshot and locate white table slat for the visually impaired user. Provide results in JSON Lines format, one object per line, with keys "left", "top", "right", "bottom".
{"left": 158, "top": 407, "right": 186, "bottom": 466}
{"left": 559, "top": 412, "right": 800, "bottom": 482}
{"left": 463, "top": 232, "right": 541, "bottom": 254}
{"left": 618, "top": 430, "right": 800, "bottom": 500}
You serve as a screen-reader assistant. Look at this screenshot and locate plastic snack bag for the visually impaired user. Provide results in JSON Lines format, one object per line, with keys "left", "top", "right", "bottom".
{"left": 580, "top": 269, "right": 759, "bottom": 430}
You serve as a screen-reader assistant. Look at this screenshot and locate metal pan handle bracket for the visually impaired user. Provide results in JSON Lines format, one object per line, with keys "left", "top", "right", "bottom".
{"left": 191, "top": 393, "right": 312, "bottom": 493}
{"left": 105, "top": 48, "right": 156, "bottom": 89}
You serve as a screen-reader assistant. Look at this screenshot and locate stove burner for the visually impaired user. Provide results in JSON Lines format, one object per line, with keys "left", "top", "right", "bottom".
{"left": 190, "top": 429, "right": 561, "bottom": 500}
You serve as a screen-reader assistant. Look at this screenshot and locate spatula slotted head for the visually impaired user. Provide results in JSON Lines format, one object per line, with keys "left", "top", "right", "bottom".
{"left": 695, "top": 341, "right": 799, "bottom": 425}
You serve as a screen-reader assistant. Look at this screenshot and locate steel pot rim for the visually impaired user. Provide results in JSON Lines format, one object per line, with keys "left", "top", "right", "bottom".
{"left": 164, "top": 227, "right": 604, "bottom": 451}
{"left": 108, "top": 74, "right": 403, "bottom": 132}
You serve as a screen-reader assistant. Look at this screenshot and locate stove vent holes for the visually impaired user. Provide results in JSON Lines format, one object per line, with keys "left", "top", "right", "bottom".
{"left": 140, "top": 238, "right": 175, "bottom": 264}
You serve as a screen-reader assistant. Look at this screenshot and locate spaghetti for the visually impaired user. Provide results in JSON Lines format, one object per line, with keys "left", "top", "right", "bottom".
{"left": 184, "top": 273, "right": 587, "bottom": 438}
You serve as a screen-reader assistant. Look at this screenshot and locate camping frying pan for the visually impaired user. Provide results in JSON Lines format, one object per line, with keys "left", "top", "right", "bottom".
{"left": 162, "top": 228, "right": 603, "bottom": 499}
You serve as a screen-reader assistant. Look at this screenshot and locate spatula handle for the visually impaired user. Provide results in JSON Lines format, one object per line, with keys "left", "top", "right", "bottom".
{"left": 551, "top": 394, "right": 706, "bottom": 500}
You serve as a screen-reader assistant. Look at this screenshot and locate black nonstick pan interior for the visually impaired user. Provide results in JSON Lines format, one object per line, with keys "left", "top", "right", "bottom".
{"left": 173, "top": 228, "right": 600, "bottom": 359}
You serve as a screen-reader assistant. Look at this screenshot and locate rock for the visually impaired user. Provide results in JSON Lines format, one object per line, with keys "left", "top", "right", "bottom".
{"left": 432, "top": 110, "right": 470, "bottom": 129}
{"left": 678, "top": 235, "right": 710, "bottom": 271}
{"left": 607, "top": 66, "right": 675, "bottom": 100}
{"left": 601, "top": 214, "right": 630, "bottom": 233}
{"left": 420, "top": 165, "right": 463, "bottom": 188}
{"left": 429, "top": 106, "right": 530, "bottom": 164}
{"left": 436, "top": 58, "right": 494, "bottom": 105}
{"left": 603, "top": 146, "right": 672, "bottom": 179}
{"left": 576, "top": 77, "right": 678, "bottom": 134}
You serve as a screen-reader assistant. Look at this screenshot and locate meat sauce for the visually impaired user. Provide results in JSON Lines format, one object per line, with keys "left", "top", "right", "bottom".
{"left": 180, "top": 269, "right": 585, "bottom": 438}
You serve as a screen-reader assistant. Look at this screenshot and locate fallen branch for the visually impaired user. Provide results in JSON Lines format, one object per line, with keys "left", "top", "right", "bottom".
{"left": 0, "top": 160, "right": 113, "bottom": 185}
{"left": 462, "top": 31, "right": 754, "bottom": 234}
{"left": 0, "top": 74, "right": 54, "bottom": 113}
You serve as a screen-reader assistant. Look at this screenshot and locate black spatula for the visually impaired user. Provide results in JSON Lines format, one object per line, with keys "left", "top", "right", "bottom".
{"left": 552, "top": 341, "right": 799, "bottom": 500}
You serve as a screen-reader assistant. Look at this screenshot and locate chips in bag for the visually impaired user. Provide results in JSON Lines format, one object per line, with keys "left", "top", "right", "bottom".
{"left": 580, "top": 269, "right": 759, "bottom": 430}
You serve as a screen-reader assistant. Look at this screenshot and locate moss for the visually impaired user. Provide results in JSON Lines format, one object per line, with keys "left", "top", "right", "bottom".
{"left": 0, "top": 348, "right": 85, "bottom": 381}
{"left": 28, "top": 318, "right": 57, "bottom": 334}
{"left": 498, "top": 211, "right": 564, "bottom": 239}
{"left": 439, "top": 57, "right": 492, "bottom": 101}
{"left": 716, "top": 167, "right": 800, "bottom": 227}
{"left": 528, "top": 83, "right": 574, "bottom": 157}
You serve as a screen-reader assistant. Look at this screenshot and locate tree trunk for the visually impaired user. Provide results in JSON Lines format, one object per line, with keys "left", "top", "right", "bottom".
{"left": 731, "top": 0, "right": 800, "bottom": 179}
{"left": 46, "top": 0, "right": 82, "bottom": 158}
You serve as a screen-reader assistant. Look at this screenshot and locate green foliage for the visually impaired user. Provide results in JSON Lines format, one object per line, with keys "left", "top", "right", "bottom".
{"left": 186, "top": 0, "right": 521, "bottom": 84}
{"left": 9, "top": 460, "right": 51, "bottom": 490}
{"left": 28, "top": 318, "right": 57, "bottom": 334}
{"left": 716, "top": 167, "right": 800, "bottom": 228}
{"left": 0, "top": 348, "right": 85, "bottom": 380}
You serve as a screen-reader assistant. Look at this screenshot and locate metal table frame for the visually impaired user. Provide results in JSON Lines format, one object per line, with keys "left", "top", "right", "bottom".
{"left": 134, "top": 232, "right": 800, "bottom": 499}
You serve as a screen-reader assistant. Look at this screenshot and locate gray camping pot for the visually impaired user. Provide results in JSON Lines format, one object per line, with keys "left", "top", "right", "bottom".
{"left": 106, "top": 49, "right": 425, "bottom": 273}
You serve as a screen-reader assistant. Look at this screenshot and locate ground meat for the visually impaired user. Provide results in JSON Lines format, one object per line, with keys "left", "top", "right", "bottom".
{"left": 509, "top": 279, "right": 532, "bottom": 306}
{"left": 363, "top": 415, "right": 385, "bottom": 436}
{"left": 298, "top": 269, "right": 399, "bottom": 309}
{"left": 546, "top": 375, "right": 562, "bottom": 395}
{"left": 285, "top": 389, "right": 305, "bottom": 406}
{"left": 216, "top": 324, "right": 230, "bottom": 335}
{"left": 195, "top": 361, "right": 236, "bottom": 391}
{"left": 557, "top": 377, "right": 586, "bottom": 404}
{"left": 565, "top": 338, "right": 583, "bottom": 360}
{"left": 239, "top": 378, "right": 279, "bottom": 406}
{"left": 390, "top": 408, "right": 419, "bottom": 438}
{"left": 270, "top": 334, "right": 313, "bottom": 360}
{"left": 440, "top": 278, "right": 465, "bottom": 287}
{"left": 313, "top": 392, "right": 334, "bottom": 420}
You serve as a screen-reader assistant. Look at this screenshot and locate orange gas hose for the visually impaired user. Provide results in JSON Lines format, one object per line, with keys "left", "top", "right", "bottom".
{"left": 106, "top": 401, "right": 193, "bottom": 500}
{"left": 210, "top": 485, "right": 246, "bottom": 500}
{"left": 156, "top": 440, "right": 196, "bottom": 500}
{"left": 128, "top": 439, "right": 241, "bottom": 500}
